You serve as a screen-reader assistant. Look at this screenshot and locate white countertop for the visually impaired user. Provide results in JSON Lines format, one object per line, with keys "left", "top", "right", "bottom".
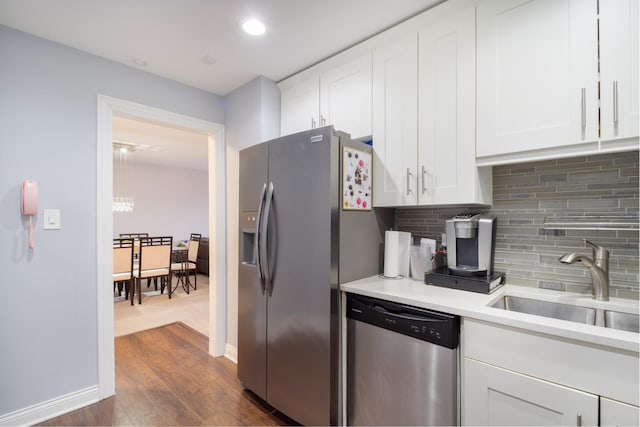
{"left": 341, "top": 275, "right": 640, "bottom": 353}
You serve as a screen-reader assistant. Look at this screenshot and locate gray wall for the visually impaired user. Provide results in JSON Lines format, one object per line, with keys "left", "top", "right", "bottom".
{"left": 224, "top": 76, "right": 281, "bottom": 352}
{"left": 113, "top": 162, "right": 209, "bottom": 240}
{"left": 0, "top": 25, "right": 224, "bottom": 415}
{"left": 396, "top": 151, "right": 639, "bottom": 299}
{"left": 225, "top": 76, "right": 281, "bottom": 151}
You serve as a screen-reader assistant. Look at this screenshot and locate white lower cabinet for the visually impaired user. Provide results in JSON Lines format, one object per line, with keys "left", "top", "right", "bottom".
{"left": 462, "top": 319, "right": 639, "bottom": 427}
{"left": 600, "top": 398, "right": 640, "bottom": 427}
{"left": 464, "top": 358, "right": 598, "bottom": 426}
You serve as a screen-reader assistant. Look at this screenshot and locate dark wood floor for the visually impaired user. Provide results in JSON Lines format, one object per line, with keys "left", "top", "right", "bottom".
{"left": 39, "top": 322, "right": 297, "bottom": 426}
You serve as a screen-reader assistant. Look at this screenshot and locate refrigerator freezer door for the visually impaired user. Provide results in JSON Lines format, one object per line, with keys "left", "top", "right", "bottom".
{"left": 238, "top": 143, "right": 269, "bottom": 399}
{"left": 264, "top": 128, "right": 335, "bottom": 426}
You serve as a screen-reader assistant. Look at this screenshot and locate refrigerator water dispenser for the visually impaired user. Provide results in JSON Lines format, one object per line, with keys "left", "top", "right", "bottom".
{"left": 241, "top": 211, "right": 258, "bottom": 265}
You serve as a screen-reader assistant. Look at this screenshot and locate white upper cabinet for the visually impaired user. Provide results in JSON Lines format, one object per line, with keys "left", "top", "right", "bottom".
{"left": 476, "top": 0, "right": 599, "bottom": 158}
{"left": 599, "top": 0, "right": 639, "bottom": 141}
{"left": 319, "top": 55, "right": 372, "bottom": 139}
{"left": 418, "top": 6, "right": 491, "bottom": 205}
{"left": 372, "top": 35, "right": 418, "bottom": 207}
{"left": 600, "top": 397, "right": 640, "bottom": 427}
{"left": 279, "top": 54, "right": 372, "bottom": 139}
{"left": 280, "top": 77, "right": 319, "bottom": 136}
{"left": 372, "top": 2, "right": 492, "bottom": 207}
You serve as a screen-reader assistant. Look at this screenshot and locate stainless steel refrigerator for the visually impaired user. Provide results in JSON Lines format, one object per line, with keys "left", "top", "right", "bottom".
{"left": 238, "top": 126, "right": 386, "bottom": 426}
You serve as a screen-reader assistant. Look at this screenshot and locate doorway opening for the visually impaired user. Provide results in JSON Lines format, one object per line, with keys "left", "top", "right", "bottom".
{"left": 97, "top": 95, "right": 226, "bottom": 399}
{"left": 111, "top": 115, "right": 210, "bottom": 336}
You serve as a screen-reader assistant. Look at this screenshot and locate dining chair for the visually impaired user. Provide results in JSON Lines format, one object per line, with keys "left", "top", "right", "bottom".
{"left": 119, "top": 232, "right": 149, "bottom": 239}
{"left": 113, "top": 238, "right": 134, "bottom": 301}
{"left": 119, "top": 233, "right": 148, "bottom": 262}
{"left": 133, "top": 236, "right": 173, "bottom": 304}
{"left": 170, "top": 236, "right": 200, "bottom": 293}
{"left": 189, "top": 233, "right": 202, "bottom": 241}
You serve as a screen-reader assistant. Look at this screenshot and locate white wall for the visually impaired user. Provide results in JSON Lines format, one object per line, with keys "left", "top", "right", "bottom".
{"left": 0, "top": 24, "right": 224, "bottom": 419}
{"left": 224, "top": 77, "right": 281, "bottom": 353}
{"left": 113, "top": 161, "right": 209, "bottom": 240}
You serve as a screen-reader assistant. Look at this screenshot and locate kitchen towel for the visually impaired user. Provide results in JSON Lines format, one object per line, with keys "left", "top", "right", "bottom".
{"left": 383, "top": 230, "right": 399, "bottom": 278}
{"left": 383, "top": 230, "right": 411, "bottom": 278}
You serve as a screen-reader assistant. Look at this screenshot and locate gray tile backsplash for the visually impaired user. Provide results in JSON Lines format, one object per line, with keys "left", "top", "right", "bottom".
{"left": 395, "top": 151, "right": 639, "bottom": 299}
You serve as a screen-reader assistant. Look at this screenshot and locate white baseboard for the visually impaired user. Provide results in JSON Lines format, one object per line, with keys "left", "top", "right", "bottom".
{"left": 225, "top": 343, "right": 238, "bottom": 364}
{"left": 0, "top": 385, "right": 100, "bottom": 427}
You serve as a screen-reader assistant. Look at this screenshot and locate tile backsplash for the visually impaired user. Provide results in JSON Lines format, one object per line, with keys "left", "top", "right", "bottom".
{"left": 395, "top": 151, "right": 639, "bottom": 299}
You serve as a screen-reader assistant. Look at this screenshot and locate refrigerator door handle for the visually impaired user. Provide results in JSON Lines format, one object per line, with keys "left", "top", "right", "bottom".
{"left": 261, "top": 181, "right": 275, "bottom": 295}
{"left": 254, "top": 183, "right": 267, "bottom": 287}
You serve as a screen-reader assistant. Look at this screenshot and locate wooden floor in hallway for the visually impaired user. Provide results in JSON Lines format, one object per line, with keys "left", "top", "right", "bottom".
{"left": 38, "top": 323, "right": 297, "bottom": 426}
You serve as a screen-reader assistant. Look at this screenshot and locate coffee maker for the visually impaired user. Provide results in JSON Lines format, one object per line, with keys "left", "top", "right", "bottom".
{"left": 446, "top": 213, "right": 496, "bottom": 277}
{"left": 425, "top": 213, "right": 505, "bottom": 294}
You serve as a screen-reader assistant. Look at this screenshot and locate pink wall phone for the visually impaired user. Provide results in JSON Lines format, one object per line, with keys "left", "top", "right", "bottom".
{"left": 21, "top": 180, "right": 38, "bottom": 248}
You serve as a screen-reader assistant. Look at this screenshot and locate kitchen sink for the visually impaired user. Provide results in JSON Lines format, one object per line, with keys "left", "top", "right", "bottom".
{"left": 605, "top": 310, "right": 640, "bottom": 333}
{"left": 490, "top": 295, "right": 640, "bottom": 333}
{"left": 491, "top": 296, "right": 596, "bottom": 325}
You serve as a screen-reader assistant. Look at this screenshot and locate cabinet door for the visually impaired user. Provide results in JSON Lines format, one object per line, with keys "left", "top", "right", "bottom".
{"left": 476, "top": 0, "right": 598, "bottom": 158}
{"left": 463, "top": 358, "right": 598, "bottom": 426}
{"left": 280, "top": 77, "right": 319, "bottom": 136}
{"left": 418, "top": 6, "right": 486, "bottom": 204}
{"left": 372, "top": 35, "right": 418, "bottom": 207}
{"left": 599, "top": 0, "right": 639, "bottom": 141}
{"left": 600, "top": 397, "right": 640, "bottom": 427}
{"left": 320, "top": 54, "right": 372, "bottom": 139}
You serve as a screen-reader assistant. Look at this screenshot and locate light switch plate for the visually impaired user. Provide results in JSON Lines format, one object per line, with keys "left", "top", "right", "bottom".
{"left": 43, "top": 209, "right": 61, "bottom": 230}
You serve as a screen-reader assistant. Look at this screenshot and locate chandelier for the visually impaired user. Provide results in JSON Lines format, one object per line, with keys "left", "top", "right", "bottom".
{"left": 113, "top": 142, "right": 135, "bottom": 213}
{"left": 113, "top": 196, "right": 135, "bottom": 213}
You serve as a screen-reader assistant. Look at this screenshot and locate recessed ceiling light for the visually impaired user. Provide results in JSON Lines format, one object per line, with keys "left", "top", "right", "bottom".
{"left": 132, "top": 58, "right": 148, "bottom": 67}
{"left": 200, "top": 54, "right": 218, "bottom": 65}
{"left": 242, "top": 19, "right": 266, "bottom": 36}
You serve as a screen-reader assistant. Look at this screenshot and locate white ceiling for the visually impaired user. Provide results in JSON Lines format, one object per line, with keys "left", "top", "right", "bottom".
{"left": 112, "top": 115, "right": 209, "bottom": 171}
{"left": 0, "top": 0, "right": 443, "bottom": 170}
{"left": 0, "top": 0, "right": 442, "bottom": 96}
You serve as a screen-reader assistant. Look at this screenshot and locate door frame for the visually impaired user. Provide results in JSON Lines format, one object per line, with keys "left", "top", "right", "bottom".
{"left": 96, "top": 95, "right": 227, "bottom": 398}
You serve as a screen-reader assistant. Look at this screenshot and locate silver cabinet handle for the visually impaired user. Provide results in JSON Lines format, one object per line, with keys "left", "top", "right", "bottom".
{"left": 581, "top": 88, "right": 586, "bottom": 129}
{"left": 613, "top": 81, "right": 619, "bottom": 127}
{"left": 260, "top": 182, "right": 275, "bottom": 295}
{"left": 421, "top": 165, "right": 429, "bottom": 194}
{"left": 577, "top": 414, "right": 582, "bottom": 426}
{"left": 254, "top": 183, "right": 267, "bottom": 286}
{"left": 406, "top": 168, "right": 413, "bottom": 195}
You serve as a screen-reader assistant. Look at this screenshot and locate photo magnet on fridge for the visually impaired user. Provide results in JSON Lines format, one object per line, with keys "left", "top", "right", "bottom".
{"left": 342, "top": 147, "right": 371, "bottom": 211}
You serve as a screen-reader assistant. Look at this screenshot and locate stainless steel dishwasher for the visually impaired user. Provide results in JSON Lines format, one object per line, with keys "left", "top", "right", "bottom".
{"left": 346, "top": 294, "right": 460, "bottom": 426}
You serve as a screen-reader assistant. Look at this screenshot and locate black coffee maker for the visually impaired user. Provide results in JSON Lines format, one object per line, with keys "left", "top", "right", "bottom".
{"left": 445, "top": 213, "right": 497, "bottom": 277}
{"left": 425, "top": 213, "right": 504, "bottom": 294}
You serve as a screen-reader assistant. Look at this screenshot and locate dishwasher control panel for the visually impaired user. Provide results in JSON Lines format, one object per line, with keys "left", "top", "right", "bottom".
{"left": 347, "top": 294, "right": 459, "bottom": 349}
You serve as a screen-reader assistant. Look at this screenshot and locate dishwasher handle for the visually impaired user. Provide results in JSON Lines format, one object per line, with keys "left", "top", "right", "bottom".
{"left": 347, "top": 294, "right": 459, "bottom": 349}
{"left": 370, "top": 302, "right": 452, "bottom": 324}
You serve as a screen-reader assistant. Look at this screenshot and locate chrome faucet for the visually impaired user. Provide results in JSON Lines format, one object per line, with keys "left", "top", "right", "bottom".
{"left": 559, "top": 240, "right": 610, "bottom": 301}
